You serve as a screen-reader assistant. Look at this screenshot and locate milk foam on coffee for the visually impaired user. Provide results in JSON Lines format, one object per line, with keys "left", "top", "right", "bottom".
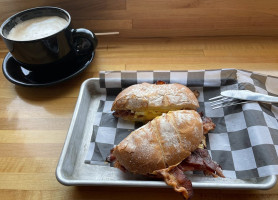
{"left": 7, "top": 16, "right": 68, "bottom": 41}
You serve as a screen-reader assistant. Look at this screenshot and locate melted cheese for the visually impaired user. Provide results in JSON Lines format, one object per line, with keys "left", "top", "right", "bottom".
{"left": 134, "top": 110, "right": 165, "bottom": 121}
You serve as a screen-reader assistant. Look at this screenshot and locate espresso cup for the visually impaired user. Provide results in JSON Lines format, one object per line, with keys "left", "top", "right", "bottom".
{"left": 0, "top": 6, "right": 98, "bottom": 71}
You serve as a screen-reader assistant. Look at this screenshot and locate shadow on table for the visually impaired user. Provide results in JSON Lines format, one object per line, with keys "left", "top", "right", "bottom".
{"left": 13, "top": 71, "right": 90, "bottom": 115}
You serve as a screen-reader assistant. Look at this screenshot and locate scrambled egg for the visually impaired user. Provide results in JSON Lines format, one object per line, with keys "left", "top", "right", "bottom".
{"left": 134, "top": 110, "right": 166, "bottom": 121}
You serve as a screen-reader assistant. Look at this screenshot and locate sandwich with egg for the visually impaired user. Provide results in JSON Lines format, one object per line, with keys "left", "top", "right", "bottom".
{"left": 111, "top": 82, "right": 199, "bottom": 122}
{"left": 108, "top": 110, "right": 224, "bottom": 199}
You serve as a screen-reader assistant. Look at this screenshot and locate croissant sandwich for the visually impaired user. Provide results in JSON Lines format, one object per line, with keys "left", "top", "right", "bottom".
{"left": 111, "top": 82, "right": 199, "bottom": 122}
{"left": 108, "top": 110, "right": 224, "bottom": 199}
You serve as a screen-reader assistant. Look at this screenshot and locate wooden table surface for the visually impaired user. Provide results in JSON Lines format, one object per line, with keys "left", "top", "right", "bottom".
{"left": 0, "top": 36, "right": 278, "bottom": 200}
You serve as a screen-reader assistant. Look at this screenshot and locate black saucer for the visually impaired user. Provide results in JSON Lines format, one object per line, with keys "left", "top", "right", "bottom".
{"left": 2, "top": 51, "right": 95, "bottom": 87}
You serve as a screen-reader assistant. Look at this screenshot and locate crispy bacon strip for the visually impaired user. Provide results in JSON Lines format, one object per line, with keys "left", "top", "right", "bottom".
{"left": 154, "top": 148, "right": 224, "bottom": 199}
{"left": 155, "top": 80, "right": 167, "bottom": 85}
{"left": 178, "top": 148, "right": 225, "bottom": 178}
{"left": 193, "top": 90, "right": 200, "bottom": 98}
{"left": 200, "top": 113, "right": 216, "bottom": 134}
{"left": 112, "top": 110, "right": 134, "bottom": 119}
{"left": 106, "top": 149, "right": 116, "bottom": 162}
{"left": 155, "top": 167, "right": 193, "bottom": 200}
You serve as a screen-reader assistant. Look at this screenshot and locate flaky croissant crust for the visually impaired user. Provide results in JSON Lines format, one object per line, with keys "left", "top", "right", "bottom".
{"left": 111, "top": 83, "right": 199, "bottom": 112}
{"left": 112, "top": 110, "right": 203, "bottom": 175}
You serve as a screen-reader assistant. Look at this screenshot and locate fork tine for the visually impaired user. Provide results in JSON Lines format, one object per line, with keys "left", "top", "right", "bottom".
{"left": 208, "top": 95, "right": 223, "bottom": 101}
{"left": 211, "top": 100, "right": 251, "bottom": 109}
{"left": 210, "top": 99, "right": 241, "bottom": 107}
{"left": 209, "top": 93, "right": 255, "bottom": 109}
{"left": 209, "top": 96, "right": 236, "bottom": 106}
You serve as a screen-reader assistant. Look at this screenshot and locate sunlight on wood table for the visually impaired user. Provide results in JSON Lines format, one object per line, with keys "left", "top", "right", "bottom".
{"left": 0, "top": 36, "right": 278, "bottom": 200}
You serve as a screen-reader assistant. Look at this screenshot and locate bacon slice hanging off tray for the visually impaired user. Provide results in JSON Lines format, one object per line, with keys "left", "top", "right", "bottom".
{"left": 154, "top": 166, "right": 193, "bottom": 199}
{"left": 154, "top": 147, "right": 224, "bottom": 199}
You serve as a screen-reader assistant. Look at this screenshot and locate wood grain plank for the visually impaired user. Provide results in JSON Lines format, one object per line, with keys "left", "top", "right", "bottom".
{"left": 73, "top": 20, "right": 132, "bottom": 31}
{"left": 0, "top": 143, "right": 63, "bottom": 157}
{"left": 133, "top": 17, "right": 278, "bottom": 29}
{"left": 0, "top": 23, "right": 278, "bottom": 200}
{"left": 0, "top": 130, "right": 66, "bottom": 143}
{"left": 97, "top": 50, "right": 205, "bottom": 58}
{"left": 0, "top": 118, "right": 71, "bottom": 130}
{"left": 0, "top": 0, "right": 127, "bottom": 22}
{"left": 113, "top": 28, "right": 278, "bottom": 38}
{"left": 126, "top": 0, "right": 278, "bottom": 11}
{"left": 0, "top": 157, "right": 58, "bottom": 173}
{"left": 0, "top": 81, "right": 81, "bottom": 98}
{"left": 103, "top": 37, "right": 278, "bottom": 51}
{"left": 97, "top": 55, "right": 278, "bottom": 65}
{"left": 203, "top": 49, "right": 278, "bottom": 57}
{"left": 0, "top": 97, "right": 76, "bottom": 114}
{"left": 0, "top": 173, "right": 64, "bottom": 190}
{"left": 67, "top": 8, "right": 278, "bottom": 20}
{"left": 1, "top": 1, "right": 278, "bottom": 37}
{"left": 0, "top": 186, "right": 277, "bottom": 200}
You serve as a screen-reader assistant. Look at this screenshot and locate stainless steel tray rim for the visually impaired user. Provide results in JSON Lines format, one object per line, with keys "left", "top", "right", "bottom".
{"left": 56, "top": 172, "right": 277, "bottom": 189}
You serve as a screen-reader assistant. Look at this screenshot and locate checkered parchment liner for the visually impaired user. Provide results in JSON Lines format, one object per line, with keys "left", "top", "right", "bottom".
{"left": 85, "top": 69, "right": 278, "bottom": 179}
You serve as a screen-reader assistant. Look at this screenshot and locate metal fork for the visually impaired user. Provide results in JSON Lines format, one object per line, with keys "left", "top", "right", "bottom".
{"left": 209, "top": 90, "right": 278, "bottom": 109}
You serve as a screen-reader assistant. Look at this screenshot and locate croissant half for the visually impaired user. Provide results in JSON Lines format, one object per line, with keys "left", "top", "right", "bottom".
{"left": 109, "top": 110, "right": 224, "bottom": 199}
{"left": 111, "top": 83, "right": 199, "bottom": 122}
{"left": 113, "top": 110, "right": 203, "bottom": 174}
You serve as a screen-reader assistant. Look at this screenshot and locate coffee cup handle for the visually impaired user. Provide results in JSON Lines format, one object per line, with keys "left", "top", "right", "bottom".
{"left": 71, "top": 28, "right": 98, "bottom": 55}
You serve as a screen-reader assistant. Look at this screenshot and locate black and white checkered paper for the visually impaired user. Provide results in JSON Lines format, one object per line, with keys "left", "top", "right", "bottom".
{"left": 85, "top": 69, "right": 278, "bottom": 179}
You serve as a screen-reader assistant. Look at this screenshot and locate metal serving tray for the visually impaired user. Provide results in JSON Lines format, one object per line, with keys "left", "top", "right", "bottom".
{"left": 56, "top": 78, "right": 277, "bottom": 189}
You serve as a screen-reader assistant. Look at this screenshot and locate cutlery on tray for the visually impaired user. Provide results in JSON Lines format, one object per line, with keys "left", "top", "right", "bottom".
{"left": 209, "top": 90, "right": 278, "bottom": 109}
